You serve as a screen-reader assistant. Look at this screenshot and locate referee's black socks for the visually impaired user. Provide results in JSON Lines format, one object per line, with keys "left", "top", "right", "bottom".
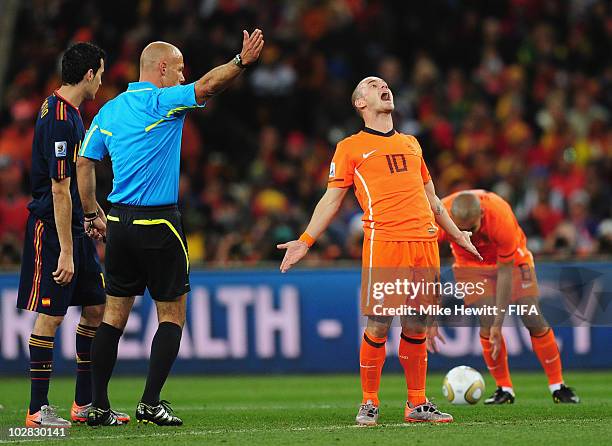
{"left": 75, "top": 324, "right": 97, "bottom": 406}
{"left": 141, "top": 322, "right": 183, "bottom": 405}
{"left": 91, "top": 322, "right": 123, "bottom": 410}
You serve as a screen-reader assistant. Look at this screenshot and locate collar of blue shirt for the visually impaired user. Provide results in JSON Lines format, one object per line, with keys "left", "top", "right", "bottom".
{"left": 127, "top": 81, "right": 157, "bottom": 92}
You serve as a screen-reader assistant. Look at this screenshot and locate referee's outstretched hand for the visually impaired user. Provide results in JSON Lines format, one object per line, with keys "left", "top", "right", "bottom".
{"left": 240, "top": 28, "right": 264, "bottom": 66}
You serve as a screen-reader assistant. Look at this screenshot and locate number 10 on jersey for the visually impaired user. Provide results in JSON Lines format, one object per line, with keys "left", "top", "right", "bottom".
{"left": 385, "top": 154, "right": 407, "bottom": 173}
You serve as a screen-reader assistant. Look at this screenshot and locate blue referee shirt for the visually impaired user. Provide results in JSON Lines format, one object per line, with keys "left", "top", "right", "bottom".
{"left": 79, "top": 81, "right": 205, "bottom": 206}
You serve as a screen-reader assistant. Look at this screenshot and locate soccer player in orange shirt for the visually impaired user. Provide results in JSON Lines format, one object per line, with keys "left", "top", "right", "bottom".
{"left": 439, "top": 190, "right": 580, "bottom": 404}
{"left": 277, "top": 76, "right": 481, "bottom": 425}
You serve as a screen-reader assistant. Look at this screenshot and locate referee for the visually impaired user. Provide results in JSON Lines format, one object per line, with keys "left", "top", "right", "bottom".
{"left": 77, "top": 30, "right": 264, "bottom": 427}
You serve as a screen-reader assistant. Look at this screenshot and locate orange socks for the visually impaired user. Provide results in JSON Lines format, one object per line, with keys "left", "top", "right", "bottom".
{"left": 480, "top": 334, "right": 513, "bottom": 389}
{"left": 360, "top": 332, "right": 386, "bottom": 405}
{"left": 398, "top": 333, "right": 427, "bottom": 406}
{"left": 531, "top": 328, "right": 563, "bottom": 387}
{"left": 478, "top": 329, "right": 563, "bottom": 394}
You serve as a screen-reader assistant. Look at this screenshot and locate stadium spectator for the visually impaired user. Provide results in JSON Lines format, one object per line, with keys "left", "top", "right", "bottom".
{"left": 1, "top": 0, "right": 610, "bottom": 266}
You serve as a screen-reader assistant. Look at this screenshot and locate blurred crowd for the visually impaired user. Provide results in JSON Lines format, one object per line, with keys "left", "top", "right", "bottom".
{"left": 0, "top": 0, "right": 611, "bottom": 267}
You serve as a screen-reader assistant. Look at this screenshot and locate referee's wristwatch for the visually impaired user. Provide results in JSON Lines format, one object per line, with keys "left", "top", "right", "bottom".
{"left": 233, "top": 54, "right": 246, "bottom": 69}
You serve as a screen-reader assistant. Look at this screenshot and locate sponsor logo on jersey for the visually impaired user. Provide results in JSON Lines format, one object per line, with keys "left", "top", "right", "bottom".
{"left": 362, "top": 150, "right": 377, "bottom": 159}
{"left": 40, "top": 99, "right": 49, "bottom": 119}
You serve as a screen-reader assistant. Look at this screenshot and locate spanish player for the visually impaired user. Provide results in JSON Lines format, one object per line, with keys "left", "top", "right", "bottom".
{"left": 16, "top": 43, "right": 129, "bottom": 427}
{"left": 277, "top": 76, "right": 482, "bottom": 425}
{"left": 439, "top": 190, "right": 580, "bottom": 404}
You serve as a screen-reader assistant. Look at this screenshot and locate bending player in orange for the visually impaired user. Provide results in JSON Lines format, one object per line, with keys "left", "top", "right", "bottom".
{"left": 439, "top": 190, "right": 580, "bottom": 404}
{"left": 277, "top": 76, "right": 481, "bottom": 425}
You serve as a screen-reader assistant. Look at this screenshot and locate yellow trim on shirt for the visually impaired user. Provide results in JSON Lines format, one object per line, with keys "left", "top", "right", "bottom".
{"left": 80, "top": 124, "right": 99, "bottom": 155}
{"left": 165, "top": 106, "right": 198, "bottom": 117}
{"left": 145, "top": 118, "right": 166, "bottom": 132}
{"left": 145, "top": 105, "right": 201, "bottom": 132}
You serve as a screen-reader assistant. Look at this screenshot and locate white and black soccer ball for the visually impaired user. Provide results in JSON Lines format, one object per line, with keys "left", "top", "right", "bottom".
{"left": 442, "top": 366, "right": 485, "bottom": 405}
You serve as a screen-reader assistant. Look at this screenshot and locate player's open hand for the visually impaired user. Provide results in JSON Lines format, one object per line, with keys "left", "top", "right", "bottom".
{"left": 454, "top": 231, "right": 483, "bottom": 261}
{"left": 277, "top": 240, "right": 309, "bottom": 273}
{"left": 240, "top": 29, "right": 264, "bottom": 66}
{"left": 426, "top": 324, "right": 446, "bottom": 353}
{"left": 490, "top": 326, "right": 503, "bottom": 360}
{"left": 53, "top": 251, "right": 74, "bottom": 286}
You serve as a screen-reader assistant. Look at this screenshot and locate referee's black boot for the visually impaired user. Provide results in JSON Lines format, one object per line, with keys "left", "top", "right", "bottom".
{"left": 86, "top": 406, "right": 124, "bottom": 427}
{"left": 136, "top": 400, "right": 183, "bottom": 426}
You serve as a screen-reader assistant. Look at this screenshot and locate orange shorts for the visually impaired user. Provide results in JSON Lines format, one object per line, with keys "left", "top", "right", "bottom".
{"left": 362, "top": 240, "right": 440, "bottom": 268}
{"left": 453, "top": 262, "right": 540, "bottom": 306}
{"left": 361, "top": 240, "right": 440, "bottom": 315}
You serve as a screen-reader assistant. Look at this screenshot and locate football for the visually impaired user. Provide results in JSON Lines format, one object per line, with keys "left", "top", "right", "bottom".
{"left": 442, "top": 366, "right": 486, "bottom": 405}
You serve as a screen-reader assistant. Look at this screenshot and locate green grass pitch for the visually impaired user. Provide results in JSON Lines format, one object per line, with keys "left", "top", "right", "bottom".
{"left": 1, "top": 371, "right": 611, "bottom": 445}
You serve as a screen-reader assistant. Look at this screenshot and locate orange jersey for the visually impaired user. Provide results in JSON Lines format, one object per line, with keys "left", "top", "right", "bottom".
{"left": 328, "top": 128, "right": 437, "bottom": 241}
{"left": 439, "top": 190, "right": 532, "bottom": 266}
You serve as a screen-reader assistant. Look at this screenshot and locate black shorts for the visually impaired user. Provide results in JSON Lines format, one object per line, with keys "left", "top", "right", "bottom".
{"left": 17, "top": 214, "right": 106, "bottom": 316}
{"left": 105, "top": 204, "right": 190, "bottom": 301}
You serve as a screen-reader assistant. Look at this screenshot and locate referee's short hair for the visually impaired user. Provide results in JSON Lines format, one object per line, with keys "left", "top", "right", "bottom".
{"left": 61, "top": 42, "right": 106, "bottom": 85}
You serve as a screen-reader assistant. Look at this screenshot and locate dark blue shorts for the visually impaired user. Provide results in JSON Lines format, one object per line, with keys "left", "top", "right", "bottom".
{"left": 17, "top": 214, "right": 106, "bottom": 316}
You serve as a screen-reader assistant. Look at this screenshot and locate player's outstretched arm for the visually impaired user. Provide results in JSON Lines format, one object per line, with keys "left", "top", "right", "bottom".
{"left": 424, "top": 180, "right": 482, "bottom": 261}
{"left": 194, "top": 29, "right": 264, "bottom": 103}
{"left": 76, "top": 156, "right": 106, "bottom": 240}
{"left": 51, "top": 178, "right": 74, "bottom": 286}
{"left": 277, "top": 187, "right": 349, "bottom": 273}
